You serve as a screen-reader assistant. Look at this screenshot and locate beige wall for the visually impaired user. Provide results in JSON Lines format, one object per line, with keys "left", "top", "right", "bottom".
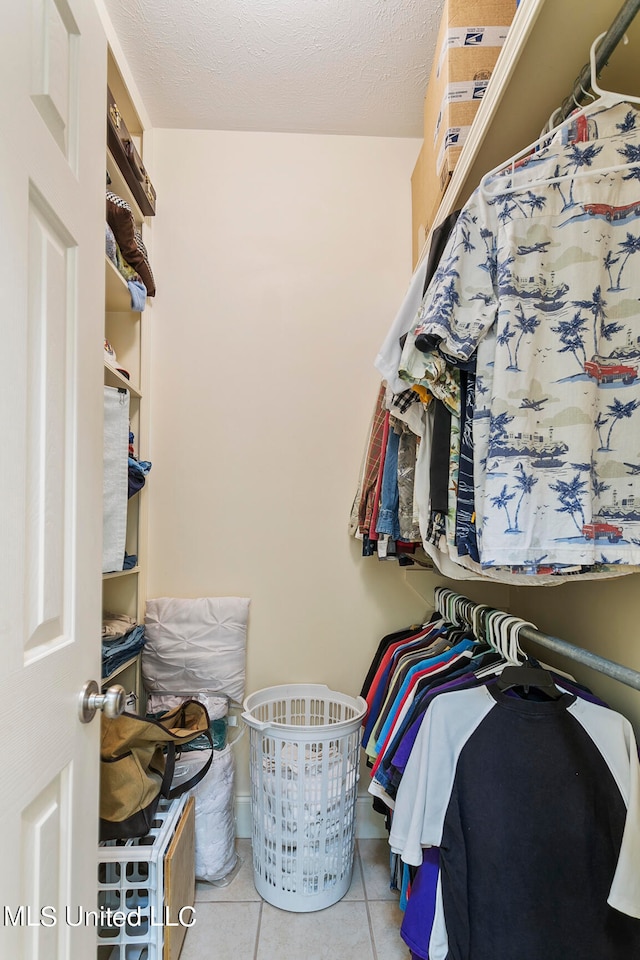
{"left": 509, "top": 579, "right": 640, "bottom": 732}
{"left": 146, "top": 129, "right": 426, "bottom": 797}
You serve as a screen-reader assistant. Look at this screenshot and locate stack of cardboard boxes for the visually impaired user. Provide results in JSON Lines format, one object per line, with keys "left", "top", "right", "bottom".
{"left": 411, "top": 0, "right": 518, "bottom": 266}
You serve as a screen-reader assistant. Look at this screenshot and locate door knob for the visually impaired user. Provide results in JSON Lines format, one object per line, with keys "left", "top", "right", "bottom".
{"left": 78, "top": 679, "right": 126, "bottom": 723}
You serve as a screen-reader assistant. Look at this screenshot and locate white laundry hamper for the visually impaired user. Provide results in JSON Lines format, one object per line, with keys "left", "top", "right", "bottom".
{"left": 242, "top": 684, "right": 367, "bottom": 912}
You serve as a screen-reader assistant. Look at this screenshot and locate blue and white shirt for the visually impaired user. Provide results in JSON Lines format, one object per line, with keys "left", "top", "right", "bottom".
{"left": 401, "top": 103, "right": 640, "bottom": 568}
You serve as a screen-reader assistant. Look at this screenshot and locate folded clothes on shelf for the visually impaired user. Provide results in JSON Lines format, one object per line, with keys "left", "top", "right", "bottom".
{"left": 102, "top": 612, "right": 138, "bottom": 642}
{"left": 102, "top": 624, "right": 145, "bottom": 679}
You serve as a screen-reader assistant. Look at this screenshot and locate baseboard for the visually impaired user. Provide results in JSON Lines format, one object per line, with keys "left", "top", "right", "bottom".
{"left": 234, "top": 794, "right": 387, "bottom": 840}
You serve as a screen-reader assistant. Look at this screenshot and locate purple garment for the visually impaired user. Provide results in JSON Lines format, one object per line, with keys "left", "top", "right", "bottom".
{"left": 390, "top": 674, "right": 476, "bottom": 774}
{"left": 401, "top": 847, "right": 440, "bottom": 960}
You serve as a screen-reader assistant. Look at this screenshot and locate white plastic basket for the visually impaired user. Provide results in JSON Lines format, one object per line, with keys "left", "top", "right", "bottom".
{"left": 97, "top": 796, "right": 187, "bottom": 960}
{"left": 242, "top": 684, "right": 367, "bottom": 912}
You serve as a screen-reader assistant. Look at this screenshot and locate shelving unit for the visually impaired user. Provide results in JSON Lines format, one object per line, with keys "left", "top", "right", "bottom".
{"left": 102, "top": 45, "right": 154, "bottom": 714}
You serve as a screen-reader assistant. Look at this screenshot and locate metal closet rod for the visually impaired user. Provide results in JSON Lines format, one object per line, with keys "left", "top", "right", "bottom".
{"left": 516, "top": 623, "right": 640, "bottom": 692}
{"left": 436, "top": 589, "right": 640, "bottom": 692}
{"left": 558, "top": 0, "right": 640, "bottom": 122}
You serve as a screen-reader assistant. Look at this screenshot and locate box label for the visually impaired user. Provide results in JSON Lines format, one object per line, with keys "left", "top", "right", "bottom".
{"left": 437, "top": 25, "right": 510, "bottom": 77}
{"left": 434, "top": 80, "right": 489, "bottom": 144}
{"left": 437, "top": 125, "right": 472, "bottom": 175}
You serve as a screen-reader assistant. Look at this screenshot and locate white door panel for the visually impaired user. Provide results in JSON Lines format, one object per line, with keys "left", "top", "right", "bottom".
{"left": 0, "top": 0, "right": 106, "bottom": 956}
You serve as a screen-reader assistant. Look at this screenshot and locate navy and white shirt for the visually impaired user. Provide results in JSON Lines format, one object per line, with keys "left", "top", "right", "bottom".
{"left": 390, "top": 683, "right": 640, "bottom": 960}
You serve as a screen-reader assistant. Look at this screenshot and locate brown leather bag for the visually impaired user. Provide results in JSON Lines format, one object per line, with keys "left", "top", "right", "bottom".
{"left": 100, "top": 699, "right": 212, "bottom": 841}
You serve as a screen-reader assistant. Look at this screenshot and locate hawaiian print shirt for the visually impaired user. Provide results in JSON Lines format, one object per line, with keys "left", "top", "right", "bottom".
{"left": 400, "top": 102, "right": 640, "bottom": 569}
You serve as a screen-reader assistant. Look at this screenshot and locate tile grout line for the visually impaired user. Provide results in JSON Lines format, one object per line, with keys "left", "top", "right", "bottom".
{"left": 357, "top": 839, "right": 370, "bottom": 901}
{"left": 358, "top": 842, "right": 380, "bottom": 960}
{"left": 253, "top": 900, "right": 264, "bottom": 960}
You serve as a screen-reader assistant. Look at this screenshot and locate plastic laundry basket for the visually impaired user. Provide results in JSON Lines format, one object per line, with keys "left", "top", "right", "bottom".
{"left": 242, "top": 683, "right": 367, "bottom": 912}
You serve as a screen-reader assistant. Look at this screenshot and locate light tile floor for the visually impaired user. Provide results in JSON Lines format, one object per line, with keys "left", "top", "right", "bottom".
{"left": 182, "top": 839, "right": 411, "bottom": 960}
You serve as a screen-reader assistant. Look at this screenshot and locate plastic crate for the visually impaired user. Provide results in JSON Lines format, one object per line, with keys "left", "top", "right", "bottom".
{"left": 242, "top": 684, "right": 367, "bottom": 912}
{"left": 97, "top": 795, "right": 187, "bottom": 960}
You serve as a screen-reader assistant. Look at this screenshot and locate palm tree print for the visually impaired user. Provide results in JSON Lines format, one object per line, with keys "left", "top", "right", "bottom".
{"left": 497, "top": 321, "right": 516, "bottom": 368}
{"left": 489, "top": 412, "right": 514, "bottom": 454}
{"left": 552, "top": 311, "right": 587, "bottom": 370}
{"left": 513, "top": 303, "right": 541, "bottom": 369}
{"left": 496, "top": 254, "right": 515, "bottom": 288}
{"left": 594, "top": 412, "right": 609, "bottom": 450}
{"left": 617, "top": 142, "right": 640, "bottom": 164}
{"left": 432, "top": 278, "right": 461, "bottom": 326}
{"left": 498, "top": 202, "right": 517, "bottom": 224}
{"left": 604, "top": 397, "right": 640, "bottom": 451}
{"left": 603, "top": 250, "right": 620, "bottom": 291}
{"left": 522, "top": 190, "right": 547, "bottom": 216}
{"left": 489, "top": 190, "right": 528, "bottom": 218}
{"left": 573, "top": 285, "right": 608, "bottom": 355}
{"left": 551, "top": 163, "right": 569, "bottom": 210}
{"left": 455, "top": 224, "right": 475, "bottom": 254}
{"left": 622, "top": 165, "right": 640, "bottom": 183}
{"left": 490, "top": 412, "right": 514, "bottom": 440}
{"left": 513, "top": 463, "right": 538, "bottom": 532}
{"left": 490, "top": 484, "right": 516, "bottom": 532}
{"left": 563, "top": 143, "right": 604, "bottom": 208}
{"left": 613, "top": 233, "right": 640, "bottom": 290}
{"left": 616, "top": 110, "right": 637, "bottom": 134}
{"left": 592, "top": 477, "right": 611, "bottom": 499}
{"left": 549, "top": 473, "right": 588, "bottom": 533}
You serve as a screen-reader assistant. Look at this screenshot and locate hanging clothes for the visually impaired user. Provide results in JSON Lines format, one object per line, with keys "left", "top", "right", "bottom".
{"left": 399, "top": 102, "right": 640, "bottom": 572}
{"left": 389, "top": 683, "right": 640, "bottom": 960}
{"left": 359, "top": 600, "right": 640, "bottom": 960}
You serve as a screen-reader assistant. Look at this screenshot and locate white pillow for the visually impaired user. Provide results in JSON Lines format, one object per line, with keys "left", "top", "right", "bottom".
{"left": 143, "top": 597, "right": 249, "bottom": 704}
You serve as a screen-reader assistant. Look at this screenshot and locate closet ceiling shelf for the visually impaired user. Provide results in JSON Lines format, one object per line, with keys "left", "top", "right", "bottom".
{"left": 103, "top": 567, "right": 139, "bottom": 581}
{"left": 419, "top": 0, "right": 640, "bottom": 268}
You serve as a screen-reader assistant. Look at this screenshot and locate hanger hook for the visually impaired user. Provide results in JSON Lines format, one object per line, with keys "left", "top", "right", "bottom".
{"left": 579, "top": 81, "right": 596, "bottom": 103}
{"left": 510, "top": 618, "right": 539, "bottom": 662}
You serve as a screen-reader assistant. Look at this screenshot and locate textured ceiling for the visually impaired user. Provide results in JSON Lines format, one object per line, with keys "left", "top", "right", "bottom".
{"left": 102, "top": 0, "right": 442, "bottom": 136}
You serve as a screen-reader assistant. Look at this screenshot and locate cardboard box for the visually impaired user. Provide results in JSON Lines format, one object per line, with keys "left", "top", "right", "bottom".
{"left": 411, "top": 143, "right": 428, "bottom": 269}
{"left": 411, "top": 0, "right": 517, "bottom": 264}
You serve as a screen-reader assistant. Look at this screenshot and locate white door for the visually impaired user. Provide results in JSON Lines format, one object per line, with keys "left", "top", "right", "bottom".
{"left": 0, "top": 0, "right": 107, "bottom": 956}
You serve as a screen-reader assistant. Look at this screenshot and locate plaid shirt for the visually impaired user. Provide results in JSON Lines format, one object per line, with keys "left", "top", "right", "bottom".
{"left": 390, "top": 389, "right": 420, "bottom": 414}
{"left": 356, "top": 384, "right": 387, "bottom": 538}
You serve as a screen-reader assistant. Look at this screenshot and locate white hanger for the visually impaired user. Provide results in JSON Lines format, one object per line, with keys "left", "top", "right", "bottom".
{"left": 507, "top": 617, "right": 538, "bottom": 664}
{"left": 480, "top": 32, "right": 640, "bottom": 199}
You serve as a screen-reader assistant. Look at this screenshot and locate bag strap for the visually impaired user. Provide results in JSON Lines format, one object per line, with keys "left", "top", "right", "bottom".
{"left": 160, "top": 741, "right": 177, "bottom": 799}
{"left": 168, "top": 728, "right": 215, "bottom": 798}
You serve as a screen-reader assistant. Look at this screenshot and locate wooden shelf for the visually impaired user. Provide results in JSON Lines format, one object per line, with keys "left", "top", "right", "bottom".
{"left": 431, "top": 0, "right": 640, "bottom": 229}
{"left": 104, "top": 361, "right": 141, "bottom": 397}
{"left": 105, "top": 256, "right": 135, "bottom": 311}
{"left": 103, "top": 654, "right": 140, "bottom": 686}
{"left": 103, "top": 566, "right": 139, "bottom": 580}
{"left": 107, "top": 147, "right": 146, "bottom": 223}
